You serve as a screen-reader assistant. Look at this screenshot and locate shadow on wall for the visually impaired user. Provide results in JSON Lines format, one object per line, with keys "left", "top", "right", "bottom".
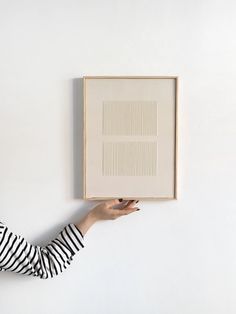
{"left": 31, "top": 77, "right": 96, "bottom": 250}
{"left": 72, "top": 77, "right": 84, "bottom": 199}
{"left": 0, "top": 78, "right": 97, "bottom": 283}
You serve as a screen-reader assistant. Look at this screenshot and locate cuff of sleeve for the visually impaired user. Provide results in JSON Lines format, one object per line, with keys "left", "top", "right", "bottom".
{"left": 73, "top": 224, "right": 84, "bottom": 239}
{"left": 64, "top": 223, "right": 85, "bottom": 254}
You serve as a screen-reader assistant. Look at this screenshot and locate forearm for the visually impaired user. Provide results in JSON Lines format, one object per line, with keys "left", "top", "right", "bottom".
{"left": 0, "top": 221, "right": 84, "bottom": 279}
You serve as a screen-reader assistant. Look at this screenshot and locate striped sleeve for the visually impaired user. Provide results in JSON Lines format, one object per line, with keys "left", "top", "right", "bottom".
{"left": 0, "top": 221, "right": 85, "bottom": 279}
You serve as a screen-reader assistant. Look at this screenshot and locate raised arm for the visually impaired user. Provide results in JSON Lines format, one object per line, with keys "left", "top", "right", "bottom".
{"left": 0, "top": 198, "right": 140, "bottom": 279}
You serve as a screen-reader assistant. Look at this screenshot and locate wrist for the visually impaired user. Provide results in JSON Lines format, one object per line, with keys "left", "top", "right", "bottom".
{"left": 87, "top": 210, "right": 99, "bottom": 224}
{"left": 75, "top": 211, "right": 98, "bottom": 236}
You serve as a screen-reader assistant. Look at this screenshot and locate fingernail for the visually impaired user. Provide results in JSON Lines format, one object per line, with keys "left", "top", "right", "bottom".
{"left": 119, "top": 198, "right": 123, "bottom": 202}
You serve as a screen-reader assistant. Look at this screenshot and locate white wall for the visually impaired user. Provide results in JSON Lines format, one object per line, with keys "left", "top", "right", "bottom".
{"left": 0, "top": 1, "right": 236, "bottom": 313}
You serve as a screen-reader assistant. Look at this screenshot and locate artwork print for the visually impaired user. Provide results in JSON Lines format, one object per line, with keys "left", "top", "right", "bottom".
{"left": 83, "top": 76, "right": 178, "bottom": 200}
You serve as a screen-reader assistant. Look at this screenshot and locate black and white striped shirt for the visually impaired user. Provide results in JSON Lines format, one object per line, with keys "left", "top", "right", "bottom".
{"left": 0, "top": 220, "right": 85, "bottom": 279}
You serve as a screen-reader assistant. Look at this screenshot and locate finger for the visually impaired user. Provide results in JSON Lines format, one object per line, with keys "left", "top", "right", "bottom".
{"left": 120, "top": 207, "right": 139, "bottom": 216}
{"left": 122, "top": 200, "right": 139, "bottom": 209}
{"left": 106, "top": 198, "right": 123, "bottom": 207}
{"left": 113, "top": 207, "right": 139, "bottom": 216}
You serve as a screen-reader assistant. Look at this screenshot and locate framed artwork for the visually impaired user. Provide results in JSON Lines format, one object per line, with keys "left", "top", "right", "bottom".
{"left": 83, "top": 76, "right": 178, "bottom": 200}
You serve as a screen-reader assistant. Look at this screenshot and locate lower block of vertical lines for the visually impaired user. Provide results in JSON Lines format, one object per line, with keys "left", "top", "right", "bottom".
{"left": 102, "top": 142, "right": 157, "bottom": 176}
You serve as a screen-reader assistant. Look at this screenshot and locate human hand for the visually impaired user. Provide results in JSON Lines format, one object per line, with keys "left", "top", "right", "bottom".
{"left": 90, "top": 198, "right": 140, "bottom": 221}
{"left": 75, "top": 198, "right": 140, "bottom": 237}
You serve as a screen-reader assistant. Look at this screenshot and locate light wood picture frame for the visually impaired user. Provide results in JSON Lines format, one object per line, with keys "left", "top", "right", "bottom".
{"left": 83, "top": 76, "right": 178, "bottom": 200}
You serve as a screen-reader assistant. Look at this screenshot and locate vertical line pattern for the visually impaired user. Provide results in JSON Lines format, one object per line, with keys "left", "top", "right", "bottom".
{"left": 102, "top": 101, "right": 157, "bottom": 136}
{"left": 102, "top": 142, "right": 157, "bottom": 176}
